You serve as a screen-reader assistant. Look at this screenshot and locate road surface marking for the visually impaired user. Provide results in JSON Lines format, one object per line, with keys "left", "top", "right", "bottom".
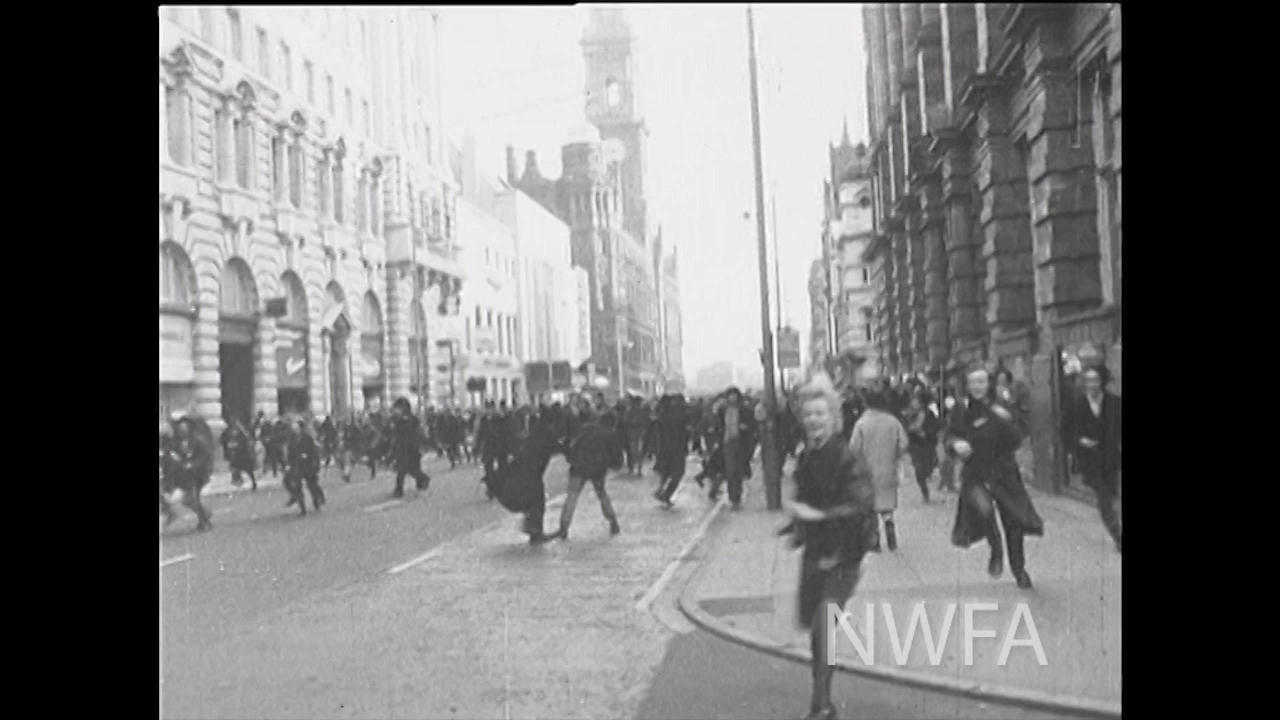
{"left": 635, "top": 497, "right": 727, "bottom": 613}
{"left": 387, "top": 493, "right": 568, "bottom": 575}
{"left": 160, "top": 553, "right": 194, "bottom": 568}
{"left": 364, "top": 499, "right": 405, "bottom": 513}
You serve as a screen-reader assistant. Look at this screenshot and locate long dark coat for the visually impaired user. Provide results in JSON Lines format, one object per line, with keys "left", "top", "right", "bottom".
{"left": 1066, "top": 392, "right": 1122, "bottom": 494}
{"left": 945, "top": 397, "right": 1044, "bottom": 547}
{"left": 653, "top": 396, "right": 690, "bottom": 479}
{"left": 904, "top": 407, "right": 940, "bottom": 481}
{"left": 222, "top": 425, "right": 257, "bottom": 473}
{"left": 388, "top": 414, "right": 425, "bottom": 471}
{"left": 493, "top": 417, "right": 563, "bottom": 514}
{"left": 169, "top": 417, "right": 213, "bottom": 491}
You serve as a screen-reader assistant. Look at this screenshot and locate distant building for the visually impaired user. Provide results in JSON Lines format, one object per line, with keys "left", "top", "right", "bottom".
{"left": 693, "top": 362, "right": 735, "bottom": 395}
{"left": 508, "top": 6, "right": 665, "bottom": 398}
{"left": 807, "top": 258, "right": 829, "bottom": 372}
{"left": 821, "top": 121, "right": 878, "bottom": 379}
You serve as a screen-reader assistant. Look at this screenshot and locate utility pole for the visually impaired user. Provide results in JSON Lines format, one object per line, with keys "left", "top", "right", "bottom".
{"left": 771, "top": 191, "right": 785, "bottom": 394}
{"left": 747, "top": 4, "right": 781, "bottom": 511}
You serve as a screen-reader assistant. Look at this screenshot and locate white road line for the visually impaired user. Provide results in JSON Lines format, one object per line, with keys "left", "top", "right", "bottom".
{"left": 364, "top": 499, "right": 405, "bottom": 513}
{"left": 635, "top": 497, "right": 728, "bottom": 612}
{"left": 387, "top": 493, "right": 568, "bottom": 575}
{"left": 160, "top": 553, "right": 194, "bottom": 568}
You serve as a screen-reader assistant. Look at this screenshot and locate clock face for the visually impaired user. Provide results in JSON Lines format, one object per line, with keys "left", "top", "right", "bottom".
{"left": 603, "top": 138, "right": 627, "bottom": 164}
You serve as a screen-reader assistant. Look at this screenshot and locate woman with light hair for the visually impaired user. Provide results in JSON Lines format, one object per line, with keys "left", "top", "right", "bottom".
{"left": 780, "top": 372, "right": 876, "bottom": 720}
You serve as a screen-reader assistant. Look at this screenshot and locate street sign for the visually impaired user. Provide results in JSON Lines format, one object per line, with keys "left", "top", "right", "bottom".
{"left": 778, "top": 327, "right": 801, "bottom": 369}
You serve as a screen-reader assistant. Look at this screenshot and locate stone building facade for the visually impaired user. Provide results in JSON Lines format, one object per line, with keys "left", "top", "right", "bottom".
{"left": 861, "top": 3, "right": 1121, "bottom": 493}
{"left": 658, "top": 247, "right": 684, "bottom": 388}
{"left": 160, "top": 7, "right": 463, "bottom": 441}
{"left": 823, "top": 126, "right": 879, "bottom": 378}
{"left": 508, "top": 7, "right": 665, "bottom": 398}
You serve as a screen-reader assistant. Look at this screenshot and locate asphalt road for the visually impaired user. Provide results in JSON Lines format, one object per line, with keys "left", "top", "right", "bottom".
{"left": 159, "top": 455, "right": 1090, "bottom": 720}
{"left": 161, "top": 455, "right": 570, "bottom": 653}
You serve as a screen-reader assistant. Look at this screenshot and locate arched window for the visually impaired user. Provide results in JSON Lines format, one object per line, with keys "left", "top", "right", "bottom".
{"left": 219, "top": 260, "right": 257, "bottom": 316}
{"left": 159, "top": 243, "right": 193, "bottom": 309}
{"left": 606, "top": 78, "right": 621, "bottom": 108}
{"left": 281, "top": 272, "right": 308, "bottom": 326}
{"left": 362, "top": 292, "right": 383, "bottom": 334}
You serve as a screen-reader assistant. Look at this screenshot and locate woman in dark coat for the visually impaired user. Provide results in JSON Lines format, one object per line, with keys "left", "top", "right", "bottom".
{"left": 493, "top": 409, "right": 564, "bottom": 544}
{"left": 945, "top": 365, "right": 1043, "bottom": 589}
{"left": 653, "top": 394, "right": 691, "bottom": 508}
{"left": 1065, "top": 365, "right": 1122, "bottom": 553}
{"left": 780, "top": 373, "right": 876, "bottom": 720}
{"left": 388, "top": 397, "right": 431, "bottom": 498}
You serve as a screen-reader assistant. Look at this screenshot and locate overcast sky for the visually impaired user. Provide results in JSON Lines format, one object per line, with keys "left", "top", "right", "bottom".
{"left": 440, "top": 4, "right": 867, "bottom": 377}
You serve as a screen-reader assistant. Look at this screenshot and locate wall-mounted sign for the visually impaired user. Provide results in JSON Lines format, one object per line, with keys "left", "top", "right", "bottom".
{"left": 360, "top": 334, "right": 384, "bottom": 386}
{"left": 159, "top": 313, "right": 195, "bottom": 384}
{"left": 276, "top": 336, "right": 309, "bottom": 389}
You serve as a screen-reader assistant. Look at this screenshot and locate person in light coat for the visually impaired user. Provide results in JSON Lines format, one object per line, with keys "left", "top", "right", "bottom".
{"left": 848, "top": 383, "right": 910, "bottom": 551}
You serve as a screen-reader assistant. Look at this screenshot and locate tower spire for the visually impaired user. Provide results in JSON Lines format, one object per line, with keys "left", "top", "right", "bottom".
{"left": 841, "top": 116, "right": 851, "bottom": 147}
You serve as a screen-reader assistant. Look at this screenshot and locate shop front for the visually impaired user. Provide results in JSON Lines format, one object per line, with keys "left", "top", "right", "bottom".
{"left": 160, "top": 242, "right": 197, "bottom": 418}
{"left": 275, "top": 334, "right": 309, "bottom": 415}
{"left": 276, "top": 272, "right": 311, "bottom": 414}
{"left": 361, "top": 292, "right": 386, "bottom": 410}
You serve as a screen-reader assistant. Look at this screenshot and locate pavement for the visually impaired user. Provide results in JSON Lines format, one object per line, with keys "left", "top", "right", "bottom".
{"left": 160, "top": 451, "right": 1087, "bottom": 719}
{"left": 681, "top": 456, "right": 1122, "bottom": 719}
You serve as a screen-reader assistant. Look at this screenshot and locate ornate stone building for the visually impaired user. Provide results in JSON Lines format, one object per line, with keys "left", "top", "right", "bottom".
{"left": 861, "top": 3, "right": 1121, "bottom": 492}
{"left": 822, "top": 125, "right": 879, "bottom": 379}
{"left": 509, "top": 6, "right": 663, "bottom": 397}
{"left": 160, "top": 7, "right": 463, "bottom": 440}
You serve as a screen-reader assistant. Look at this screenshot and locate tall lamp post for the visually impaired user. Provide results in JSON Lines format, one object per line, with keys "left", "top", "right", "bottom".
{"left": 746, "top": 4, "right": 782, "bottom": 511}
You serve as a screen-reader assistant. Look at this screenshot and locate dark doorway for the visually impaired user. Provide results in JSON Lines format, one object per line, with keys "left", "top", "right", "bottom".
{"left": 278, "top": 389, "right": 309, "bottom": 416}
{"left": 219, "top": 340, "right": 254, "bottom": 425}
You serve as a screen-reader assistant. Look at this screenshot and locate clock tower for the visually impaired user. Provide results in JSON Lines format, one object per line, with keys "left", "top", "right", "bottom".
{"left": 582, "top": 6, "right": 649, "bottom": 247}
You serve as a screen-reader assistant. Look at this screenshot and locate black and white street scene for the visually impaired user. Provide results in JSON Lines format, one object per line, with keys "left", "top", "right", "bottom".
{"left": 160, "top": 5, "right": 1121, "bottom": 719}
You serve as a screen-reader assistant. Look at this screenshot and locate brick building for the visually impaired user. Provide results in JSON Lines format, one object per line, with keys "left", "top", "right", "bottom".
{"left": 160, "top": 7, "right": 463, "bottom": 439}
{"left": 861, "top": 3, "right": 1121, "bottom": 493}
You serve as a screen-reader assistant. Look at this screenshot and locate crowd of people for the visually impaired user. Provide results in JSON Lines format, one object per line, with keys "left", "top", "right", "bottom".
{"left": 161, "top": 363, "right": 1118, "bottom": 720}
{"left": 780, "top": 361, "right": 1119, "bottom": 719}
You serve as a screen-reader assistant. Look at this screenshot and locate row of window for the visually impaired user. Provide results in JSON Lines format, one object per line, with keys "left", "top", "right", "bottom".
{"left": 466, "top": 305, "right": 519, "bottom": 359}
{"left": 166, "top": 8, "right": 382, "bottom": 152}
{"left": 163, "top": 85, "right": 382, "bottom": 235}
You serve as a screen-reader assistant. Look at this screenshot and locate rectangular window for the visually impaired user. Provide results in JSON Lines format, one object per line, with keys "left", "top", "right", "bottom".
{"left": 214, "top": 110, "right": 229, "bottom": 182}
{"left": 289, "top": 144, "right": 303, "bottom": 208}
{"left": 333, "top": 161, "right": 345, "bottom": 224}
{"left": 257, "top": 28, "right": 270, "bottom": 79}
{"left": 865, "top": 324, "right": 872, "bottom": 343}
{"left": 304, "top": 61, "right": 315, "bottom": 104}
{"left": 862, "top": 268, "right": 870, "bottom": 285}
{"left": 234, "top": 117, "right": 253, "bottom": 189}
{"left": 228, "top": 9, "right": 243, "bottom": 61}
{"left": 165, "top": 87, "right": 189, "bottom": 166}
{"left": 326, "top": 75, "right": 335, "bottom": 115}
{"left": 1090, "top": 63, "right": 1117, "bottom": 307}
{"left": 281, "top": 43, "right": 292, "bottom": 91}
{"left": 271, "top": 136, "right": 283, "bottom": 201}
{"left": 318, "top": 158, "right": 331, "bottom": 217}
{"left": 198, "top": 8, "right": 214, "bottom": 42}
